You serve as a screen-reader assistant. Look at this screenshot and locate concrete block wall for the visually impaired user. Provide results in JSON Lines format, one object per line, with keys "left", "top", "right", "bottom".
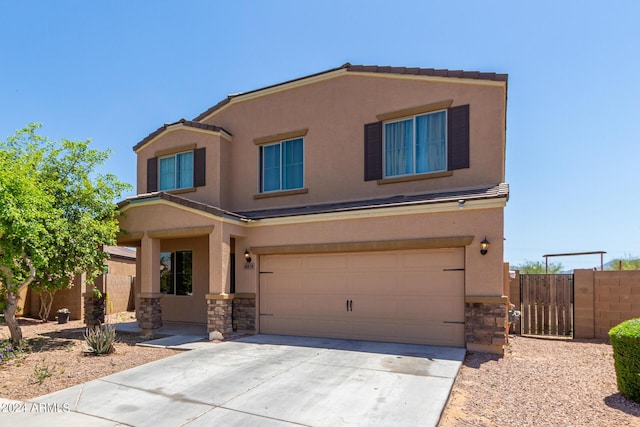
{"left": 574, "top": 269, "right": 640, "bottom": 339}
{"left": 28, "top": 274, "right": 86, "bottom": 321}
{"left": 509, "top": 269, "right": 640, "bottom": 339}
{"left": 97, "top": 274, "right": 135, "bottom": 314}
{"left": 573, "top": 269, "right": 595, "bottom": 338}
{"left": 594, "top": 271, "right": 640, "bottom": 338}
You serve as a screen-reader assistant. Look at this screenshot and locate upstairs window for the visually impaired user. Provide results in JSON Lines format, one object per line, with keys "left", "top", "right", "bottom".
{"left": 160, "top": 250, "right": 193, "bottom": 296}
{"left": 364, "top": 104, "right": 469, "bottom": 181}
{"left": 147, "top": 147, "right": 205, "bottom": 193}
{"left": 260, "top": 137, "right": 304, "bottom": 192}
{"left": 384, "top": 110, "right": 446, "bottom": 177}
{"left": 159, "top": 151, "right": 194, "bottom": 190}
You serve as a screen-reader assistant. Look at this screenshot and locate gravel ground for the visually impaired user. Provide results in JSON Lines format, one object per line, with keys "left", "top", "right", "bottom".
{"left": 439, "top": 335, "right": 640, "bottom": 426}
{"left": 4, "top": 317, "right": 640, "bottom": 425}
{"left": 0, "top": 314, "right": 180, "bottom": 401}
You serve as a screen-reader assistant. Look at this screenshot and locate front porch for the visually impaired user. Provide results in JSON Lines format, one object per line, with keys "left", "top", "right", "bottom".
{"left": 117, "top": 193, "right": 257, "bottom": 338}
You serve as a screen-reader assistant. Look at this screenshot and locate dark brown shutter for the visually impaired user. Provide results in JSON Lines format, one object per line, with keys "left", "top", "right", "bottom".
{"left": 448, "top": 104, "right": 470, "bottom": 170}
{"left": 194, "top": 147, "right": 206, "bottom": 187}
{"left": 364, "top": 121, "right": 383, "bottom": 181}
{"left": 147, "top": 157, "right": 158, "bottom": 192}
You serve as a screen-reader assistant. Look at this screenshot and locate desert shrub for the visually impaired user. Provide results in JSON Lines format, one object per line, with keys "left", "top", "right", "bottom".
{"left": 0, "top": 340, "right": 17, "bottom": 364}
{"left": 83, "top": 323, "right": 117, "bottom": 355}
{"left": 609, "top": 318, "right": 640, "bottom": 403}
{"left": 33, "top": 364, "right": 52, "bottom": 384}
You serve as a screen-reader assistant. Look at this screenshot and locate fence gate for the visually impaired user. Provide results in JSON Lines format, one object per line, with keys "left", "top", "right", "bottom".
{"left": 520, "top": 274, "right": 574, "bottom": 337}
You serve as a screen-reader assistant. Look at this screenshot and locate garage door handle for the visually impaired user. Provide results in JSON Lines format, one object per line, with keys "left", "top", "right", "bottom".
{"left": 345, "top": 300, "right": 353, "bottom": 312}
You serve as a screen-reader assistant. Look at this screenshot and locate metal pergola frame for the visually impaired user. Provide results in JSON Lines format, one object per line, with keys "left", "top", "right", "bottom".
{"left": 542, "top": 251, "right": 606, "bottom": 273}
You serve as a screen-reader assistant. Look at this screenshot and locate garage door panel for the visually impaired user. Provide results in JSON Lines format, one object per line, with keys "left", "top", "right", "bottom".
{"left": 350, "top": 320, "right": 398, "bottom": 340}
{"left": 349, "top": 252, "right": 399, "bottom": 269}
{"left": 264, "top": 256, "right": 304, "bottom": 271}
{"left": 397, "top": 271, "right": 463, "bottom": 295}
{"left": 399, "top": 322, "right": 464, "bottom": 347}
{"left": 265, "top": 273, "right": 304, "bottom": 293}
{"left": 349, "top": 296, "right": 398, "bottom": 320}
{"left": 349, "top": 272, "right": 397, "bottom": 295}
{"left": 305, "top": 254, "right": 348, "bottom": 271}
{"left": 401, "top": 249, "right": 463, "bottom": 269}
{"left": 304, "top": 318, "right": 351, "bottom": 337}
{"left": 304, "top": 273, "right": 348, "bottom": 294}
{"left": 262, "top": 295, "right": 303, "bottom": 317}
{"left": 261, "top": 248, "right": 465, "bottom": 347}
{"left": 303, "top": 295, "right": 351, "bottom": 317}
{"left": 403, "top": 297, "right": 464, "bottom": 321}
{"left": 260, "top": 316, "right": 304, "bottom": 336}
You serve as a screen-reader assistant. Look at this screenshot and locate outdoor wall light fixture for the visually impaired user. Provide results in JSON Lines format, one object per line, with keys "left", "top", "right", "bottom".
{"left": 244, "top": 249, "right": 252, "bottom": 264}
{"left": 480, "top": 237, "right": 490, "bottom": 256}
{"left": 458, "top": 199, "right": 465, "bottom": 209}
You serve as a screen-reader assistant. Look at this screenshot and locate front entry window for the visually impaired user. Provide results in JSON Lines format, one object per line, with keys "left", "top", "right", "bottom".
{"left": 160, "top": 250, "right": 193, "bottom": 296}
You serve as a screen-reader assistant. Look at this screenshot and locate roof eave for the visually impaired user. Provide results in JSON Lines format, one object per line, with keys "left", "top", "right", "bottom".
{"left": 132, "top": 119, "right": 233, "bottom": 153}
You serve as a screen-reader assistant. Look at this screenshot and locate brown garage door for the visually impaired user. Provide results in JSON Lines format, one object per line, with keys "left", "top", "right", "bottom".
{"left": 259, "top": 248, "right": 464, "bottom": 347}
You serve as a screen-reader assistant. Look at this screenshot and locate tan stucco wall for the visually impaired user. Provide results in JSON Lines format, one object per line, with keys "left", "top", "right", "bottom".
{"left": 119, "top": 200, "right": 505, "bottom": 325}
{"left": 159, "top": 236, "right": 208, "bottom": 324}
{"left": 136, "top": 129, "right": 228, "bottom": 206}
{"left": 239, "top": 206, "right": 505, "bottom": 297}
{"left": 121, "top": 203, "right": 219, "bottom": 233}
{"left": 123, "top": 70, "right": 508, "bottom": 330}
{"left": 136, "top": 73, "right": 506, "bottom": 213}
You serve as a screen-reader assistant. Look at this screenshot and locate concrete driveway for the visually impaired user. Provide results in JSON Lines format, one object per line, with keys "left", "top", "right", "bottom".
{"left": 6, "top": 335, "right": 464, "bottom": 426}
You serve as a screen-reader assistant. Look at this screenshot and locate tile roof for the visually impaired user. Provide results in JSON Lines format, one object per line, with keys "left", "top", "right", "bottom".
{"left": 132, "top": 119, "right": 232, "bottom": 152}
{"left": 119, "top": 192, "right": 251, "bottom": 222}
{"left": 120, "top": 183, "right": 508, "bottom": 223}
{"left": 192, "top": 63, "right": 508, "bottom": 121}
{"left": 104, "top": 245, "right": 136, "bottom": 259}
{"left": 346, "top": 64, "right": 508, "bottom": 82}
{"left": 237, "top": 183, "right": 509, "bottom": 220}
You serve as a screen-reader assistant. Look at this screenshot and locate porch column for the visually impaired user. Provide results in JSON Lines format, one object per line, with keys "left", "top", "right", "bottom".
{"left": 207, "top": 225, "right": 233, "bottom": 339}
{"left": 137, "top": 232, "right": 163, "bottom": 336}
{"left": 208, "top": 225, "right": 231, "bottom": 294}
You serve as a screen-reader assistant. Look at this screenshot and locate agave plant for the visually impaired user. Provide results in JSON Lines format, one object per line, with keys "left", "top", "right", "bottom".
{"left": 83, "top": 323, "right": 117, "bottom": 355}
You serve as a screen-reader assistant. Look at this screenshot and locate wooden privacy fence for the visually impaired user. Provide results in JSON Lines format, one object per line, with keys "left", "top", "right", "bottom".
{"left": 520, "top": 274, "right": 574, "bottom": 337}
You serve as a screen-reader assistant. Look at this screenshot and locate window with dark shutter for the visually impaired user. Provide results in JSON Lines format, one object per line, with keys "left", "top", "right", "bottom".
{"left": 447, "top": 104, "right": 470, "bottom": 170}
{"left": 147, "top": 157, "right": 158, "bottom": 193}
{"left": 366, "top": 103, "right": 470, "bottom": 182}
{"left": 364, "top": 121, "right": 383, "bottom": 181}
{"left": 150, "top": 147, "right": 203, "bottom": 192}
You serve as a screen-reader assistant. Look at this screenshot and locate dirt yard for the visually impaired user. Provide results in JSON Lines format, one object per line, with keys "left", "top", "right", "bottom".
{"left": 439, "top": 335, "right": 640, "bottom": 426}
{"left": 0, "top": 313, "right": 180, "bottom": 401}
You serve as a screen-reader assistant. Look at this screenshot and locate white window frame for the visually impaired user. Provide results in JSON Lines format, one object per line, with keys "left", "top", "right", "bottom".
{"left": 383, "top": 109, "right": 448, "bottom": 178}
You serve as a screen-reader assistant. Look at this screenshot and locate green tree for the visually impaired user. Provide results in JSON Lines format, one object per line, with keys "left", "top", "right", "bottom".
{"left": 514, "top": 260, "right": 564, "bottom": 274}
{"left": 0, "top": 124, "right": 131, "bottom": 344}
{"left": 605, "top": 255, "right": 640, "bottom": 271}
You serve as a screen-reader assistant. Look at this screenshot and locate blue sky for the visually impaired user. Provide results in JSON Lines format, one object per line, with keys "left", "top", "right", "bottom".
{"left": 1, "top": 1, "right": 638, "bottom": 270}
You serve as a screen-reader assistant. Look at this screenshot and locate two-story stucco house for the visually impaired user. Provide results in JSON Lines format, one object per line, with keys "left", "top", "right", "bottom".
{"left": 117, "top": 63, "right": 509, "bottom": 354}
